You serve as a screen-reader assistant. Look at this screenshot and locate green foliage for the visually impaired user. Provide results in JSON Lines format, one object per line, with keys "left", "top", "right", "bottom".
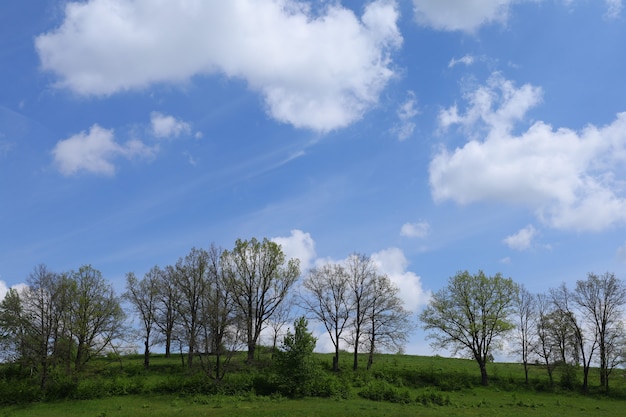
{"left": 274, "top": 317, "right": 318, "bottom": 397}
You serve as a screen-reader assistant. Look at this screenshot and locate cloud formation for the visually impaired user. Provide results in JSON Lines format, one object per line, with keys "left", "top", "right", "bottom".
{"left": 430, "top": 73, "right": 626, "bottom": 231}
{"left": 36, "top": 0, "right": 402, "bottom": 132}
{"left": 413, "top": 0, "right": 521, "bottom": 32}
{"left": 400, "top": 221, "right": 430, "bottom": 238}
{"left": 503, "top": 225, "right": 537, "bottom": 250}
{"left": 414, "top": 1, "right": 623, "bottom": 32}
{"left": 371, "top": 247, "right": 430, "bottom": 309}
{"left": 393, "top": 90, "right": 420, "bottom": 141}
{"left": 272, "top": 229, "right": 317, "bottom": 272}
{"left": 150, "top": 112, "right": 192, "bottom": 139}
{"left": 52, "top": 124, "right": 154, "bottom": 176}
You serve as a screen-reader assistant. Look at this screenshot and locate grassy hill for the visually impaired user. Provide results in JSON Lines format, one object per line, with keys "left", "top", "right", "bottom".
{"left": 1, "top": 350, "right": 625, "bottom": 416}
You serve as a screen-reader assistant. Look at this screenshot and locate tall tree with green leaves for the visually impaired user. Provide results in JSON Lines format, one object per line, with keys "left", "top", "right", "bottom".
{"left": 222, "top": 238, "right": 300, "bottom": 363}
{"left": 419, "top": 270, "right": 518, "bottom": 386}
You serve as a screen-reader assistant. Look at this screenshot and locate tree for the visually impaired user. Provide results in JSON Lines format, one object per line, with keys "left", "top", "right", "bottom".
{"left": 69, "top": 265, "right": 125, "bottom": 372}
{"left": 222, "top": 238, "right": 300, "bottom": 363}
{"left": 200, "top": 244, "right": 239, "bottom": 380}
{"left": 274, "top": 317, "right": 318, "bottom": 397}
{"left": 364, "top": 274, "right": 413, "bottom": 369}
{"left": 123, "top": 267, "right": 160, "bottom": 369}
{"left": 419, "top": 270, "right": 517, "bottom": 386}
{"left": 345, "top": 253, "right": 377, "bottom": 370}
{"left": 573, "top": 272, "right": 626, "bottom": 391}
{"left": 154, "top": 265, "right": 179, "bottom": 358}
{"left": 302, "top": 263, "right": 351, "bottom": 372}
{"left": 534, "top": 293, "right": 559, "bottom": 385}
{"left": 172, "top": 247, "right": 209, "bottom": 369}
{"left": 23, "top": 265, "right": 59, "bottom": 388}
{"left": 0, "top": 288, "right": 27, "bottom": 365}
{"left": 550, "top": 283, "right": 596, "bottom": 393}
{"left": 513, "top": 285, "right": 536, "bottom": 384}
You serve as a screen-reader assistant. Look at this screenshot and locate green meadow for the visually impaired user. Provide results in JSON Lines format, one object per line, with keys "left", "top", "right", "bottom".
{"left": 1, "top": 352, "right": 624, "bottom": 416}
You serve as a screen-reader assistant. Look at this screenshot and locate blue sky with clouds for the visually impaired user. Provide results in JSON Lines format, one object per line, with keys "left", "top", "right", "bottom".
{"left": 1, "top": 0, "right": 626, "bottom": 354}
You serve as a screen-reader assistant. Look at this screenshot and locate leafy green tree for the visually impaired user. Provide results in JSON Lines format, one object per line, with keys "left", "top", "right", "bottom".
{"left": 274, "top": 317, "right": 317, "bottom": 397}
{"left": 0, "top": 288, "right": 27, "bottom": 365}
{"left": 222, "top": 238, "right": 300, "bottom": 363}
{"left": 419, "top": 270, "right": 517, "bottom": 386}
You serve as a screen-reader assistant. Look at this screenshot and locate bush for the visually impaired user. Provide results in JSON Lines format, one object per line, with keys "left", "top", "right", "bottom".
{"left": 416, "top": 389, "right": 451, "bottom": 406}
{"left": 358, "top": 380, "right": 413, "bottom": 404}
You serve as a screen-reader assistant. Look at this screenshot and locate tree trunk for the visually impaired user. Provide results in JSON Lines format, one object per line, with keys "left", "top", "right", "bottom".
{"left": 143, "top": 340, "right": 150, "bottom": 369}
{"left": 479, "top": 361, "right": 489, "bottom": 386}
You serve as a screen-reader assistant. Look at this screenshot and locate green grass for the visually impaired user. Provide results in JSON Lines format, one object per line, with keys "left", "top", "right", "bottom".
{"left": 1, "top": 351, "right": 625, "bottom": 416}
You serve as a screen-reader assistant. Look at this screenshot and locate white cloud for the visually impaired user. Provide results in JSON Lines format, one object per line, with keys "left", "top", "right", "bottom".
{"left": 393, "top": 90, "right": 420, "bottom": 141}
{"left": 36, "top": 0, "right": 402, "bottom": 132}
{"left": 0, "top": 280, "right": 7, "bottom": 301}
{"left": 448, "top": 54, "right": 476, "bottom": 68}
{"left": 413, "top": 0, "right": 524, "bottom": 32}
{"left": 52, "top": 124, "right": 155, "bottom": 176}
{"left": 371, "top": 247, "right": 430, "bottom": 310}
{"left": 605, "top": 0, "right": 623, "bottom": 18}
{"left": 400, "top": 221, "right": 430, "bottom": 238}
{"left": 618, "top": 242, "right": 626, "bottom": 264}
{"left": 272, "top": 229, "right": 317, "bottom": 272}
{"left": 0, "top": 281, "right": 28, "bottom": 301}
{"left": 503, "top": 225, "right": 537, "bottom": 250}
{"left": 430, "top": 73, "right": 626, "bottom": 232}
{"left": 150, "top": 112, "right": 191, "bottom": 139}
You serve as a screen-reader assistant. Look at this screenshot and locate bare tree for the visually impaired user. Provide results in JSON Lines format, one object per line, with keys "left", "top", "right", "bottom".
{"left": 551, "top": 283, "right": 597, "bottom": 393}
{"left": 23, "top": 265, "right": 58, "bottom": 388}
{"left": 200, "top": 244, "right": 239, "bottom": 380}
{"left": 154, "top": 265, "right": 179, "bottom": 358}
{"left": 513, "top": 285, "right": 536, "bottom": 384}
{"left": 364, "top": 274, "right": 413, "bottom": 369}
{"left": 222, "top": 238, "right": 300, "bottom": 363}
{"left": 345, "top": 253, "right": 377, "bottom": 370}
{"left": 172, "top": 247, "right": 209, "bottom": 369}
{"left": 420, "top": 270, "right": 518, "bottom": 386}
{"left": 534, "top": 293, "right": 557, "bottom": 385}
{"left": 123, "top": 267, "right": 161, "bottom": 369}
{"left": 302, "top": 263, "right": 351, "bottom": 371}
{"left": 574, "top": 272, "right": 626, "bottom": 391}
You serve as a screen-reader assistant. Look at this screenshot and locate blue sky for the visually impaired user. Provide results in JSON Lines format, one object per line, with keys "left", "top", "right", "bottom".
{"left": 1, "top": 0, "right": 626, "bottom": 355}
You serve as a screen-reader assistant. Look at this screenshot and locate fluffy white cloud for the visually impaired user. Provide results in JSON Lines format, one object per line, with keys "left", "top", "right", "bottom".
{"left": 400, "top": 221, "right": 430, "bottom": 238}
{"left": 503, "top": 225, "right": 537, "bottom": 250}
{"left": 150, "top": 112, "right": 191, "bottom": 139}
{"left": 52, "top": 124, "right": 154, "bottom": 176}
{"left": 430, "top": 73, "right": 626, "bottom": 231}
{"left": 272, "top": 229, "right": 317, "bottom": 272}
{"left": 413, "top": 0, "right": 524, "bottom": 32}
{"left": 371, "top": 247, "right": 430, "bottom": 309}
{"left": 36, "top": 0, "right": 402, "bottom": 132}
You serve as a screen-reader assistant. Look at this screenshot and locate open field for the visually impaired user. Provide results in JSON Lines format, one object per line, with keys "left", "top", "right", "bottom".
{"left": 1, "top": 352, "right": 625, "bottom": 416}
